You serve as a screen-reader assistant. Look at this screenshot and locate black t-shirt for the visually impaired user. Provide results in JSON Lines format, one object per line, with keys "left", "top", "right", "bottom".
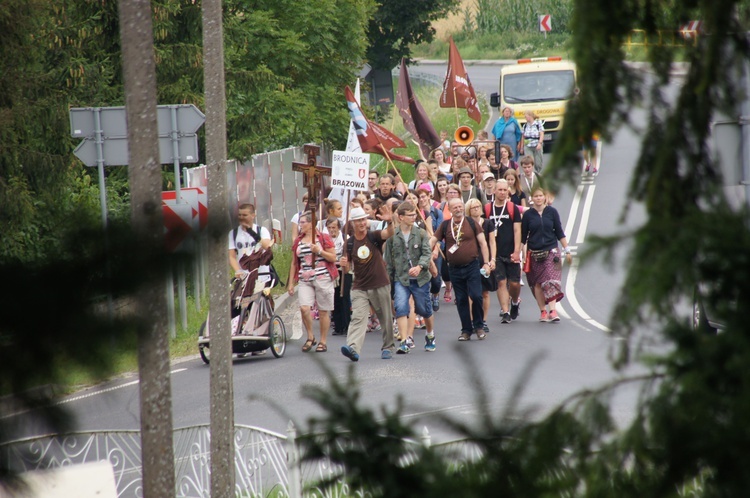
{"left": 488, "top": 201, "right": 521, "bottom": 258}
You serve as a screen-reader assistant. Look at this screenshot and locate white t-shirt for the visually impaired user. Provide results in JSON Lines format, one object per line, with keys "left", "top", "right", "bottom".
{"left": 229, "top": 224, "right": 272, "bottom": 281}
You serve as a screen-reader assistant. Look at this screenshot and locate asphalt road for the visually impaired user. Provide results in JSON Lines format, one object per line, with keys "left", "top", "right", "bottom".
{"left": 8, "top": 62, "right": 661, "bottom": 445}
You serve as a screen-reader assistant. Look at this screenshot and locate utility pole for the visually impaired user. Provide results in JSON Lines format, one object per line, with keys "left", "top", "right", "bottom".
{"left": 202, "top": 0, "right": 235, "bottom": 496}
{"left": 117, "top": 0, "right": 175, "bottom": 496}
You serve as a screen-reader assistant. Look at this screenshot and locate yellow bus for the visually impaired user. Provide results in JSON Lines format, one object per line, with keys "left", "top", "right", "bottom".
{"left": 490, "top": 57, "right": 577, "bottom": 150}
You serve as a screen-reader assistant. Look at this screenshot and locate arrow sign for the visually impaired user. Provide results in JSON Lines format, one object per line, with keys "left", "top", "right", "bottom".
{"left": 70, "top": 105, "right": 205, "bottom": 139}
{"left": 162, "top": 187, "right": 207, "bottom": 231}
{"left": 539, "top": 14, "right": 551, "bottom": 32}
{"left": 73, "top": 134, "right": 200, "bottom": 166}
{"left": 162, "top": 203, "right": 193, "bottom": 253}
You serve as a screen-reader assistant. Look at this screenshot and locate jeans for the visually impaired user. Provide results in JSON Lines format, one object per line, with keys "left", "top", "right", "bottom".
{"left": 393, "top": 279, "right": 433, "bottom": 319}
{"left": 332, "top": 273, "right": 352, "bottom": 334}
{"left": 448, "top": 259, "right": 484, "bottom": 334}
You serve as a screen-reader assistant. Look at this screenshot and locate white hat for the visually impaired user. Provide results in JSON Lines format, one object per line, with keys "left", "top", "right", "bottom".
{"left": 482, "top": 172, "right": 496, "bottom": 182}
{"left": 349, "top": 207, "right": 368, "bottom": 220}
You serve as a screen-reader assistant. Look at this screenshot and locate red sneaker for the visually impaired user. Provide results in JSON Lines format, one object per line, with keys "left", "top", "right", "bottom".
{"left": 549, "top": 310, "right": 560, "bottom": 322}
{"left": 539, "top": 310, "right": 549, "bottom": 322}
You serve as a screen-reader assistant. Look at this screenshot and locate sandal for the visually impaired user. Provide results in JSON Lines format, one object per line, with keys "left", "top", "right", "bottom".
{"left": 444, "top": 289, "right": 452, "bottom": 303}
{"left": 301, "top": 338, "right": 317, "bottom": 352}
{"left": 315, "top": 343, "right": 328, "bottom": 352}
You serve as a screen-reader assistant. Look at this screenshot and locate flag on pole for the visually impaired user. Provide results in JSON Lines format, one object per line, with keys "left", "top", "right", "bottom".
{"left": 345, "top": 79, "right": 363, "bottom": 153}
{"left": 345, "top": 86, "right": 415, "bottom": 165}
{"left": 439, "top": 37, "right": 481, "bottom": 123}
{"left": 397, "top": 58, "right": 441, "bottom": 159}
{"left": 328, "top": 79, "right": 364, "bottom": 222}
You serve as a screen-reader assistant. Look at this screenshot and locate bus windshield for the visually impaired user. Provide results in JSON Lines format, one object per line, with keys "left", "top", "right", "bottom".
{"left": 503, "top": 70, "right": 576, "bottom": 104}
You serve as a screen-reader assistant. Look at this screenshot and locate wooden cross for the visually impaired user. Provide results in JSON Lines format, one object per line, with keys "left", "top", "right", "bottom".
{"left": 292, "top": 144, "right": 331, "bottom": 244}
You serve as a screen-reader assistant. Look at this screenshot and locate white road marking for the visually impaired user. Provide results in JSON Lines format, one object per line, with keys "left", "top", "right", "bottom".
{"left": 0, "top": 368, "right": 189, "bottom": 419}
{"left": 565, "top": 185, "right": 584, "bottom": 241}
{"left": 576, "top": 185, "right": 596, "bottom": 244}
{"left": 565, "top": 259, "right": 611, "bottom": 333}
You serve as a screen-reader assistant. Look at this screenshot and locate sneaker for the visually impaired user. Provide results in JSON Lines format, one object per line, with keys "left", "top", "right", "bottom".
{"left": 415, "top": 316, "right": 426, "bottom": 329}
{"left": 424, "top": 334, "right": 436, "bottom": 352}
{"left": 584, "top": 162, "right": 590, "bottom": 172}
{"left": 458, "top": 333, "right": 471, "bottom": 341}
{"left": 341, "top": 345, "right": 359, "bottom": 362}
{"left": 397, "top": 343, "right": 410, "bottom": 354}
{"left": 482, "top": 322, "right": 490, "bottom": 334}
{"left": 501, "top": 312, "right": 511, "bottom": 324}
{"left": 592, "top": 167, "right": 599, "bottom": 176}
{"left": 510, "top": 300, "right": 520, "bottom": 320}
{"left": 381, "top": 349, "right": 393, "bottom": 360}
{"left": 539, "top": 310, "right": 549, "bottom": 322}
{"left": 549, "top": 310, "right": 560, "bottom": 322}
{"left": 405, "top": 336, "right": 416, "bottom": 349}
{"left": 432, "top": 296, "right": 440, "bottom": 311}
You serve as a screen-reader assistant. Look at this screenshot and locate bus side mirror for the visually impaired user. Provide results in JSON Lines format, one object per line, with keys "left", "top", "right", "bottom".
{"left": 490, "top": 93, "right": 499, "bottom": 107}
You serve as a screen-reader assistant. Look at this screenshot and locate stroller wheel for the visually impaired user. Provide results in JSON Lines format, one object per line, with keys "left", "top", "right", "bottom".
{"left": 198, "top": 320, "right": 210, "bottom": 364}
{"left": 269, "top": 315, "right": 287, "bottom": 358}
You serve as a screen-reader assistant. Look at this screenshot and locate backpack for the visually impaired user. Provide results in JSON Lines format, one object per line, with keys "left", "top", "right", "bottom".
{"left": 438, "top": 217, "right": 482, "bottom": 256}
{"left": 484, "top": 201, "right": 516, "bottom": 221}
{"left": 346, "top": 230, "right": 384, "bottom": 260}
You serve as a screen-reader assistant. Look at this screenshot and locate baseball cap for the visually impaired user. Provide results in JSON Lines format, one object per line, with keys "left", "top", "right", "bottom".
{"left": 482, "top": 172, "right": 495, "bottom": 182}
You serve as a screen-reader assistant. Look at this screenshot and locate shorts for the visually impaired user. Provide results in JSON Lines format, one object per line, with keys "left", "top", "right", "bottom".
{"left": 297, "top": 275, "right": 334, "bottom": 311}
{"left": 393, "top": 280, "right": 433, "bottom": 319}
{"left": 495, "top": 256, "right": 521, "bottom": 283}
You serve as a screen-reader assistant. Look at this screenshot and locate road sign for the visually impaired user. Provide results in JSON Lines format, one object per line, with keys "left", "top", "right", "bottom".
{"left": 70, "top": 105, "right": 205, "bottom": 166}
{"left": 680, "top": 20, "right": 703, "bottom": 39}
{"left": 162, "top": 187, "right": 208, "bottom": 231}
{"left": 331, "top": 150, "right": 369, "bottom": 190}
{"left": 162, "top": 202, "right": 193, "bottom": 253}
{"left": 539, "top": 14, "right": 551, "bottom": 32}
{"left": 72, "top": 134, "right": 199, "bottom": 166}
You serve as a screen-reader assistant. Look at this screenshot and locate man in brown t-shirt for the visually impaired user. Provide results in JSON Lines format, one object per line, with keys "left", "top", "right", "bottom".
{"left": 340, "top": 205, "right": 396, "bottom": 361}
{"left": 430, "top": 198, "right": 491, "bottom": 341}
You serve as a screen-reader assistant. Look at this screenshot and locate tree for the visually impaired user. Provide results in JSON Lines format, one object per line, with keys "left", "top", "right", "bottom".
{"left": 366, "top": 0, "right": 459, "bottom": 70}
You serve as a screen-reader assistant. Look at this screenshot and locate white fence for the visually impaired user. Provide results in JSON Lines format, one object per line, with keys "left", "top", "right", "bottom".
{"left": 1, "top": 424, "right": 483, "bottom": 498}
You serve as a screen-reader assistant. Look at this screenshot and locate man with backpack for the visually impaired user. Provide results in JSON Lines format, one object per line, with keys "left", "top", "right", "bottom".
{"left": 429, "top": 198, "right": 492, "bottom": 341}
{"left": 485, "top": 180, "right": 522, "bottom": 323}
{"left": 229, "top": 203, "right": 274, "bottom": 284}
{"left": 340, "top": 205, "right": 396, "bottom": 361}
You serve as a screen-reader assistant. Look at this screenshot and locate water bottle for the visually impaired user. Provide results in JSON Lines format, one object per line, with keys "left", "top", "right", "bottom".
{"left": 480, "top": 267, "right": 489, "bottom": 278}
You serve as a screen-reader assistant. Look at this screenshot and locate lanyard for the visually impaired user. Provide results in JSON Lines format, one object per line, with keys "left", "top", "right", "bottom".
{"left": 493, "top": 201, "right": 507, "bottom": 234}
{"left": 450, "top": 216, "right": 464, "bottom": 245}
{"left": 524, "top": 174, "right": 534, "bottom": 192}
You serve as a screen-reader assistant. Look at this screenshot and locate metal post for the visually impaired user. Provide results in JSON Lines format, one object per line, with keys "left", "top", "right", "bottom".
{"left": 178, "top": 259, "right": 188, "bottom": 331}
{"left": 94, "top": 108, "right": 115, "bottom": 321}
{"left": 740, "top": 34, "right": 750, "bottom": 210}
{"left": 167, "top": 264, "right": 176, "bottom": 339}
{"left": 170, "top": 106, "right": 183, "bottom": 203}
{"left": 286, "top": 421, "right": 302, "bottom": 498}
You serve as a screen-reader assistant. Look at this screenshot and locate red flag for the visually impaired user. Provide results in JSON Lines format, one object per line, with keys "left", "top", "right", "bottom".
{"left": 439, "top": 37, "right": 481, "bottom": 123}
{"left": 397, "top": 58, "right": 441, "bottom": 158}
{"left": 345, "top": 86, "right": 415, "bottom": 164}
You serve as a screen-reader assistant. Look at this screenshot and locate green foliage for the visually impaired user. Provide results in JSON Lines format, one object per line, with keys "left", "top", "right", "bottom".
{"left": 474, "top": 0, "right": 574, "bottom": 34}
{"left": 366, "top": 0, "right": 460, "bottom": 70}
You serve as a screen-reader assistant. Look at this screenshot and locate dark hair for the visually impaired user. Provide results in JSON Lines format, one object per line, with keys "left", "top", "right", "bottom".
{"left": 396, "top": 201, "right": 416, "bottom": 216}
{"left": 365, "top": 198, "right": 383, "bottom": 212}
{"left": 238, "top": 203, "right": 256, "bottom": 213}
{"left": 325, "top": 215, "right": 341, "bottom": 228}
{"left": 325, "top": 198, "right": 341, "bottom": 214}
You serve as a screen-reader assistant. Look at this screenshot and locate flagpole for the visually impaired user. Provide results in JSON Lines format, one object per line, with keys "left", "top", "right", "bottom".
{"left": 339, "top": 189, "right": 352, "bottom": 297}
{"left": 453, "top": 88, "right": 460, "bottom": 129}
